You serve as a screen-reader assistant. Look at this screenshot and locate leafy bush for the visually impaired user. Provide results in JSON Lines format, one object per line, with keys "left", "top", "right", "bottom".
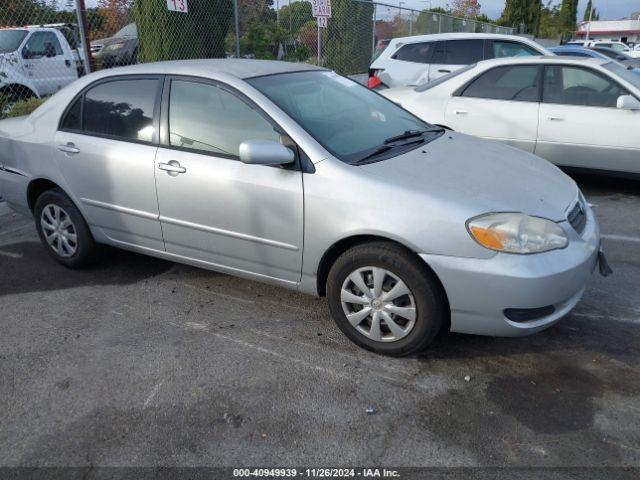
{"left": 1, "top": 96, "right": 47, "bottom": 120}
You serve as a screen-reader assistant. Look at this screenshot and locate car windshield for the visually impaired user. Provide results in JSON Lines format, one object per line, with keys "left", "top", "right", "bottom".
{"left": 603, "top": 62, "right": 640, "bottom": 90}
{"left": 115, "top": 23, "right": 137, "bottom": 37}
{"left": 248, "top": 71, "right": 443, "bottom": 164}
{"left": 0, "top": 30, "right": 28, "bottom": 53}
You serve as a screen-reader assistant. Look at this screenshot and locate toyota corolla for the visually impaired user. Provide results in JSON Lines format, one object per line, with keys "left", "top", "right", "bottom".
{"left": 0, "top": 60, "right": 608, "bottom": 355}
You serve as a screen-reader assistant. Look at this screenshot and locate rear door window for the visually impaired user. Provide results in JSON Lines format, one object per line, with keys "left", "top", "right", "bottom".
{"left": 462, "top": 65, "right": 540, "bottom": 102}
{"left": 82, "top": 78, "right": 159, "bottom": 142}
{"left": 444, "top": 39, "right": 484, "bottom": 65}
{"left": 392, "top": 42, "right": 434, "bottom": 63}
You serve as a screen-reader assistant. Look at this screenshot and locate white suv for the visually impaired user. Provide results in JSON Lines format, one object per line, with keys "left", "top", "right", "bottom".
{"left": 368, "top": 33, "right": 551, "bottom": 89}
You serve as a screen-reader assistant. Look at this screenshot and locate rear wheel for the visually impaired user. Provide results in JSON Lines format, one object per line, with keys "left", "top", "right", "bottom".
{"left": 326, "top": 242, "right": 446, "bottom": 356}
{"left": 34, "top": 188, "right": 100, "bottom": 268}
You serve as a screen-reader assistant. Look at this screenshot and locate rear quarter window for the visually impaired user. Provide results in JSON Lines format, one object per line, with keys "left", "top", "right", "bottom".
{"left": 392, "top": 42, "right": 434, "bottom": 63}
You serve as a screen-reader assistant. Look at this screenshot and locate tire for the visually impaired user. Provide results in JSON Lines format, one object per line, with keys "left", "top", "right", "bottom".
{"left": 326, "top": 241, "right": 446, "bottom": 356}
{"left": 34, "top": 188, "right": 100, "bottom": 268}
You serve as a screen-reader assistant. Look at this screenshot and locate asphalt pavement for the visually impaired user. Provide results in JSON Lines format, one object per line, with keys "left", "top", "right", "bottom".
{"left": 0, "top": 173, "right": 638, "bottom": 472}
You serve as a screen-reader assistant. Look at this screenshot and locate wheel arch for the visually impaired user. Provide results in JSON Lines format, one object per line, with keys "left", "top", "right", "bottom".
{"left": 0, "top": 83, "right": 38, "bottom": 100}
{"left": 27, "top": 178, "right": 64, "bottom": 211}
{"left": 316, "top": 234, "right": 451, "bottom": 332}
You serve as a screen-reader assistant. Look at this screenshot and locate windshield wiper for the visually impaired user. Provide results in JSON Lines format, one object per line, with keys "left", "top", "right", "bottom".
{"left": 353, "top": 145, "right": 394, "bottom": 164}
{"left": 384, "top": 130, "right": 428, "bottom": 144}
{"left": 353, "top": 137, "right": 427, "bottom": 165}
{"left": 383, "top": 128, "right": 443, "bottom": 144}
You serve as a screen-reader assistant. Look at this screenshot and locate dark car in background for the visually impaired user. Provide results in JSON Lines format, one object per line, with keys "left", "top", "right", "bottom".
{"left": 90, "top": 23, "right": 138, "bottom": 68}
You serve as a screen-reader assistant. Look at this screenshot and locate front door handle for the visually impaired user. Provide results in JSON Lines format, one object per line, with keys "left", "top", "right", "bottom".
{"left": 548, "top": 116, "right": 564, "bottom": 121}
{"left": 454, "top": 110, "right": 468, "bottom": 115}
{"left": 158, "top": 160, "right": 186, "bottom": 176}
{"left": 57, "top": 143, "right": 80, "bottom": 154}
{"left": 438, "top": 69, "right": 451, "bottom": 73}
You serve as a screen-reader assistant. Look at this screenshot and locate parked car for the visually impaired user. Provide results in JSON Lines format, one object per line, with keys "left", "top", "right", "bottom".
{"left": 368, "top": 33, "right": 551, "bottom": 89}
{"left": 587, "top": 40, "right": 640, "bottom": 58}
{"left": 589, "top": 47, "right": 640, "bottom": 69}
{"left": 550, "top": 46, "right": 640, "bottom": 74}
{"left": 551, "top": 45, "right": 616, "bottom": 60}
{"left": 382, "top": 56, "right": 640, "bottom": 176}
{"left": 0, "top": 26, "right": 80, "bottom": 101}
{"left": 90, "top": 23, "right": 138, "bottom": 68}
{"left": 0, "top": 60, "right": 606, "bottom": 355}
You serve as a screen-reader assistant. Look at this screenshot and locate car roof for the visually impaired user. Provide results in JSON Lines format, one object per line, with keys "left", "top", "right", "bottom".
{"left": 474, "top": 55, "right": 609, "bottom": 68}
{"left": 87, "top": 59, "right": 326, "bottom": 80}
{"left": 389, "top": 32, "right": 530, "bottom": 44}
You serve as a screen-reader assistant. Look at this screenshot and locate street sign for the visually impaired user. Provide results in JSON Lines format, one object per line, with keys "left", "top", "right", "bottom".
{"left": 311, "top": 0, "right": 331, "bottom": 18}
{"left": 317, "top": 16, "right": 328, "bottom": 28}
{"left": 167, "top": 0, "right": 188, "bottom": 13}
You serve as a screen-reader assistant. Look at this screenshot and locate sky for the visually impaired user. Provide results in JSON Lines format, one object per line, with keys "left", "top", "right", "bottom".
{"left": 400, "top": 0, "right": 639, "bottom": 21}
{"left": 82, "top": 0, "right": 640, "bottom": 20}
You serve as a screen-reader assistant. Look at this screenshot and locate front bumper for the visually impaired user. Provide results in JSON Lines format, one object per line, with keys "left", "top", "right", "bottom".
{"left": 420, "top": 206, "right": 600, "bottom": 337}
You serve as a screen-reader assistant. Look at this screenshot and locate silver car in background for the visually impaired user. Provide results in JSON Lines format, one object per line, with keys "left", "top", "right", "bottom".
{"left": 0, "top": 60, "right": 604, "bottom": 355}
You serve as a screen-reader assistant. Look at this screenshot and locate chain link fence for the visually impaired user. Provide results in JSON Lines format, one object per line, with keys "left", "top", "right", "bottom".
{"left": 1, "top": 0, "right": 515, "bottom": 114}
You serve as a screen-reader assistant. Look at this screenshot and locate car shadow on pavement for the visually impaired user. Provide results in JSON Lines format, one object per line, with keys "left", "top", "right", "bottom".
{"left": 0, "top": 241, "right": 174, "bottom": 297}
{"left": 566, "top": 170, "right": 640, "bottom": 196}
{"left": 425, "top": 316, "right": 640, "bottom": 366}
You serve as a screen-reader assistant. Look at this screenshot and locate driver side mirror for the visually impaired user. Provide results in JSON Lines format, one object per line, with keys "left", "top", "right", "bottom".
{"left": 617, "top": 95, "right": 640, "bottom": 111}
{"left": 239, "top": 139, "right": 295, "bottom": 166}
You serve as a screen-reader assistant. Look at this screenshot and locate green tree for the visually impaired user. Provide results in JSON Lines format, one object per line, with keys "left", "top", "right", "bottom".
{"left": 416, "top": 8, "right": 451, "bottom": 34}
{"left": 324, "top": 0, "right": 373, "bottom": 74}
{"left": 583, "top": 0, "right": 593, "bottom": 21}
{"left": 559, "top": 0, "right": 578, "bottom": 35}
{"left": 537, "top": 1, "right": 562, "bottom": 38}
{"left": 135, "top": 0, "right": 233, "bottom": 61}
{"left": 499, "top": 0, "right": 541, "bottom": 36}
{"left": 279, "top": 1, "right": 313, "bottom": 35}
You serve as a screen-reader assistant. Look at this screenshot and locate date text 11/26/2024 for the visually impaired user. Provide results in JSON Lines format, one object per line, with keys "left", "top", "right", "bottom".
{"left": 233, "top": 468, "right": 401, "bottom": 478}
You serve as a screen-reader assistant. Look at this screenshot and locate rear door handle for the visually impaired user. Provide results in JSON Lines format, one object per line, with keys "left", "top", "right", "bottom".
{"left": 438, "top": 69, "right": 451, "bottom": 73}
{"left": 158, "top": 160, "right": 186, "bottom": 176}
{"left": 57, "top": 143, "right": 80, "bottom": 154}
{"left": 454, "top": 110, "right": 468, "bottom": 115}
{"left": 548, "top": 117, "right": 564, "bottom": 121}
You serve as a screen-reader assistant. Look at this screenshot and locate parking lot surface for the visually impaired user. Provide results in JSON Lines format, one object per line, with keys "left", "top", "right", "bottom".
{"left": 0, "top": 173, "right": 639, "bottom": 469}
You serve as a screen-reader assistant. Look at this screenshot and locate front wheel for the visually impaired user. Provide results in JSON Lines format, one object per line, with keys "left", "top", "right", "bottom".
{"left": 34, "top": 188, "right": 101, "bottom": 268}
{"left": 327, "top": 242, "right": 446, "bottom": 356}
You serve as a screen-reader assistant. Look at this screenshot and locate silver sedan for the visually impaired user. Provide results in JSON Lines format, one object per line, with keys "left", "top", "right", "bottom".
{"left": 0, "top": 59, "right": 606, "bottom": 355}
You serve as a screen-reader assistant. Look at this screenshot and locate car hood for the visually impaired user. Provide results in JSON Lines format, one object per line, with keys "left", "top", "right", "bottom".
{"left": 358, "top": 132, "right": 578, "bottom": 222}
{"left": 91, "top": 36, "right": 133, "bottom": 46}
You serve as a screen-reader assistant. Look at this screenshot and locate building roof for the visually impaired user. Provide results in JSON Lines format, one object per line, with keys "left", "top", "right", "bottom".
{"left": 577, "top": 19, "right": 640, "bottom": 35}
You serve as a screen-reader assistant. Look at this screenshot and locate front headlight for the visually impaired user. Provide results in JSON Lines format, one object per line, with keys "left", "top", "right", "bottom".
{"left": 467, "top": 213, "right": 568, "bottom": 254}
{"left": 106, "top": 42, "right": 125, "bottom": 51}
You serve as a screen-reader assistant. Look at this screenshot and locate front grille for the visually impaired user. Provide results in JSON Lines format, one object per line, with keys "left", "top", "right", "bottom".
{"left": 567, "top": 199, "right": 586, "bottom": 235}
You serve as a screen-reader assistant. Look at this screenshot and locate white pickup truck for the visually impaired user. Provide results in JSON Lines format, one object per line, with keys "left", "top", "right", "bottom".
{"left": 0, "top": 25, "right": 82, "bottom": 101}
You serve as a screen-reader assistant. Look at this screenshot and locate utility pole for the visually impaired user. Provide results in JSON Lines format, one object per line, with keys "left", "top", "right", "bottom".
{"left": 233, "top": 0, "right": 240, "bottom": 58}
{"left": 586, "top": 3, "right": 593, "bottom": 43}
{"left": 74, "top": 0, "right": 92, "bottom": 74}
